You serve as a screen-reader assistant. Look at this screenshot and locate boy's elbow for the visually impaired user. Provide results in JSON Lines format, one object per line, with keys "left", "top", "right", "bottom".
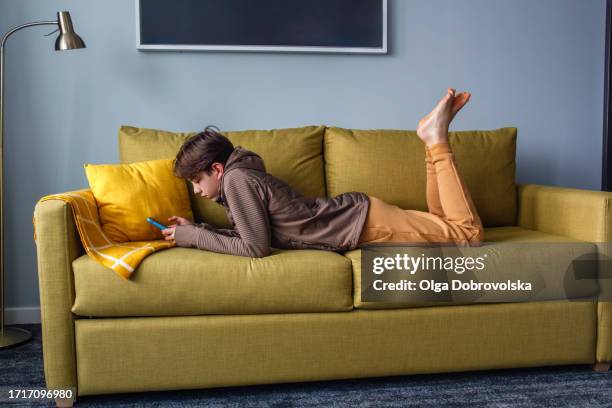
{"left": 247, "top": 245, "right": 270, "bottom": 258}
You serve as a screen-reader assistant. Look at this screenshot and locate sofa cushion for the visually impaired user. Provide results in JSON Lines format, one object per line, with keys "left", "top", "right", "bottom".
{"left": 324, "top": 127, "right": 517, "bottom": 227}
{"left": 347, "top": 226, "right": 599, "bottom": 310}
{"left": 118, "top": 125, "right": 326, "bottom": 227}
{"left": 72, "top": 247, "right": 353, "bottom": 317}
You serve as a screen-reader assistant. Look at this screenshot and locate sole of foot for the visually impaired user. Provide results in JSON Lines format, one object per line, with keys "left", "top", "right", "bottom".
{"left": 417, "top": 88, "right": 471, "bottom": 146}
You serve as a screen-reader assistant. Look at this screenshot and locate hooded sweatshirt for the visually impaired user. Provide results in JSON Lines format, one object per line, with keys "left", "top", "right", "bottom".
{"left": 173, "top": 146, "right": 370, "bottom": 258}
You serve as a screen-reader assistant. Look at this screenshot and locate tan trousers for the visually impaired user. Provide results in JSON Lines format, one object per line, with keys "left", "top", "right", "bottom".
{"left": 357, "top": 143, "right": 484, "bottom": 246}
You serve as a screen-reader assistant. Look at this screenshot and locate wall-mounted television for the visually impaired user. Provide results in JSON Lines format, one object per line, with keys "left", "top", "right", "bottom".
{"left": 136, "top": 0, "right": 387, "bottom": 54}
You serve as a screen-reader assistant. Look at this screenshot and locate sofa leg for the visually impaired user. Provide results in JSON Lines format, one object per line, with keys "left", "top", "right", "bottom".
{"left": 593, "top": 362, "right": 611, "bottom": 372}
{"left": 55, "top": 397, "right": 74, "bottom": 407}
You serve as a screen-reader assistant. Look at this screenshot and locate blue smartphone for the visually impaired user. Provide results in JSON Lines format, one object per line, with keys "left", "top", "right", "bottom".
{"left": 147, "top": 217, "right": 168, "bottom": 230}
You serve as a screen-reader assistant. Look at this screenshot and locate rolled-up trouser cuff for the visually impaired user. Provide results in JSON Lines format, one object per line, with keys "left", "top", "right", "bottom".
{"left": 427, "top": 142, "right": 452, "bottom": 158}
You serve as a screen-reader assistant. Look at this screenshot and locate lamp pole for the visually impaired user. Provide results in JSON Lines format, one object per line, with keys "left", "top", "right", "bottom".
{"left": 0, "top": 12, "right": 85, "bottom": 349}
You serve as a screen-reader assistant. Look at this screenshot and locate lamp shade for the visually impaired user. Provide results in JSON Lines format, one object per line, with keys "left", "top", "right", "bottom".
{"left": 55, "top": 11, "right": 85, "bottom": 51}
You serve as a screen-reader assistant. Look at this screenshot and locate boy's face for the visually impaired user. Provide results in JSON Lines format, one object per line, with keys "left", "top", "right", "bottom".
{"left": 190, "top": 163, "right": 224, "bottom": 201}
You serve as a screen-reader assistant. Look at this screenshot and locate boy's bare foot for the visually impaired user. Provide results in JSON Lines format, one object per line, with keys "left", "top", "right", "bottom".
{"left": 417, "top": 88, "right": 471, "bottom": 146}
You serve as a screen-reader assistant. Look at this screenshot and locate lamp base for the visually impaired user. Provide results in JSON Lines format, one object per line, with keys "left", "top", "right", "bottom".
{"left": 0, "top": 327, "right": 32, "bottom": 348}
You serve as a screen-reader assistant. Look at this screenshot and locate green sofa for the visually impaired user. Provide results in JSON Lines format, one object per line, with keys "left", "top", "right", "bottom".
{"left": 33, "top": 125, "right": 612, "bottom": 406}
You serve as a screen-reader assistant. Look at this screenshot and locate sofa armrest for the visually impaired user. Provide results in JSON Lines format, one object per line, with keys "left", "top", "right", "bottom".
{"left": 517, "top": 183, "right": 612, "bottom": 242}
{"left": 33, "top": 193, "right": 85, "bottom": 392}
{"left": 518, "top": 183, "right": 612, "bottom": 363}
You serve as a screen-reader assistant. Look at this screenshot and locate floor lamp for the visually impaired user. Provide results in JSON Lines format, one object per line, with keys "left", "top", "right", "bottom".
{"left": 0, "top": 11, "right": 85, "bottom": 349}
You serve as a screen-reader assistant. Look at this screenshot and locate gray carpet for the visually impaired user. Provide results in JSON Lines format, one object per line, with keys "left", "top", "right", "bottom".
{"left": 1, "top": 323, "right": 611, "bottom": 407}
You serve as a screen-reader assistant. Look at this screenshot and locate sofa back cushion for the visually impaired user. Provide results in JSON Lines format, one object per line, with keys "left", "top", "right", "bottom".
{"left": 119, "top": 125, "right": 326, "bottom": 227}
{"left": 324, "top": 127, "right": 517, "bottom": 227}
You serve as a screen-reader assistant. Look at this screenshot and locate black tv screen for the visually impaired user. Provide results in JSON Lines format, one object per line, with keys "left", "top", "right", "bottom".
{"left": 137, "top": 0, "right": 387, "bottom": 53}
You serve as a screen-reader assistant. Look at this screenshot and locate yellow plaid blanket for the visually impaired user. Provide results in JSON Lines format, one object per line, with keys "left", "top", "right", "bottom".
{"left": 33, "top": 189, "right": 175, "bottom": 280}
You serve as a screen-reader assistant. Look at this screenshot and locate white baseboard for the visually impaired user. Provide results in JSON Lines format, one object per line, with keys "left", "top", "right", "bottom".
{"left": 4, "top": 307, "right": 41, "bottom": 325}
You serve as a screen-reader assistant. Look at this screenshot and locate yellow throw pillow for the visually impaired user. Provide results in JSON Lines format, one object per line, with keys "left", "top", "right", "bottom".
{"left": 84, "top": 159, "right": 194, "bottom": 243}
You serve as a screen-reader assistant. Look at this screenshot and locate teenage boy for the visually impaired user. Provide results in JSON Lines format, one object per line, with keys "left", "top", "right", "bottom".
{"left": 163, "top": 88, "right": 484, "bottom": 257}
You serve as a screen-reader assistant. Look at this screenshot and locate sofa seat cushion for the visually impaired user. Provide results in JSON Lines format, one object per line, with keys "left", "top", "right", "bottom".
{"left": 72, "top": 247, "right": 353, "bottom": 317}
{"left": 347, "top": 226, "right": 599, "bottom": 309}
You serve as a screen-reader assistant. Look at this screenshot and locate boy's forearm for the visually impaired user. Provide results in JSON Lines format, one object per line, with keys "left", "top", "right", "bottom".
{"left": 193, "top": 222, "right": 238, "bottom": 237}
{"left": 174, "top": 224, "right": 269, "bottom": 258}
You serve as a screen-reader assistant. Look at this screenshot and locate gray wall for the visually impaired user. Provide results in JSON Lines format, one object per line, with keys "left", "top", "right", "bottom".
{"left": 0, "top": 0, "right": 606, "bottom": 314}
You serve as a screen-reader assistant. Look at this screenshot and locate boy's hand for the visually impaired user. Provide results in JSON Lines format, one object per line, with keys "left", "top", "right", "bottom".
{"left": 162, "top": 226, "right": 176, "bottom": 242}
{"left": 168, "top": 216, "right": 193, "bottom": 226}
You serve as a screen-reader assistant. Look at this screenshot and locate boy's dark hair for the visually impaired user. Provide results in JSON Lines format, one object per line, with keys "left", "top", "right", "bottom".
{"left": 173, "top": 125, "right": 235, "bottom": 180}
